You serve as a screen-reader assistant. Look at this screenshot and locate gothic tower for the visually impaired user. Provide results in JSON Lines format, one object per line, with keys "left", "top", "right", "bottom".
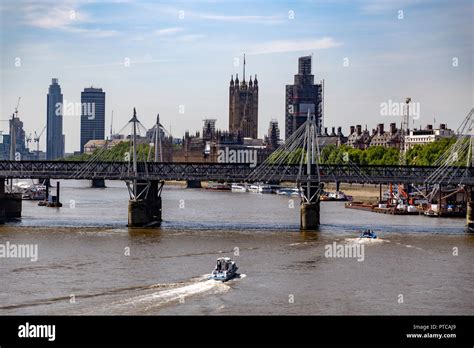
{"left": 229, "top": 55, "right": 259, "bottom": 139}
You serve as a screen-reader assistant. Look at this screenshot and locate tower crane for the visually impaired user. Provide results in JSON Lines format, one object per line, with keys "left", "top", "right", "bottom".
{"left": 34, "top": 125, "right": 46, "bottom": 160}
{"left": 14, "top": 97, "right": 21, "bottom": 117}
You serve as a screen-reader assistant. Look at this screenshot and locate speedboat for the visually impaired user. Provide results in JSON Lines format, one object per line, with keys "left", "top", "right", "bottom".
{"left": 209, "top": 257, "right": 238, "bottom": 282}
{"left": 359, "top": 229, "right": 377, "bottom": 239}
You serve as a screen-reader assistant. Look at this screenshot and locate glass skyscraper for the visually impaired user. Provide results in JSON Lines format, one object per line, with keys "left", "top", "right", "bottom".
{"left": 80, "top": 87, "right": 105, "bottom": 153}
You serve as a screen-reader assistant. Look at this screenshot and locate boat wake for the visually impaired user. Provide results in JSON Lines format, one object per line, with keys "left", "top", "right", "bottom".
{"left": 94, "top": 274, "right": 234, "bottom": 314}
{"left": 344, "top": 237, "right": 385, "bottom": 245}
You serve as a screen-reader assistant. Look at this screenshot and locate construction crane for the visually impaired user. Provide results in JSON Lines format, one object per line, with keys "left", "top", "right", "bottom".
{"left": 26, "top": 133, "right": 32, "bottom": 148}
{"left": 34, "top": 126, "right": 46, "bottom": 160}
{"left": 399, "top": 97, "right": 411, "bottom": 165}
{"left": 14, "top": 97, "right": 21, "bottom": 117}
{"left": 8, "top": 97, "right": 21, "bottom": 160}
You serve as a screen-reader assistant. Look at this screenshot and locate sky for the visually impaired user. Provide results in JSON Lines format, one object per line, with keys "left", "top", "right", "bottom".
{"left": 0, "top": 0, "right": 472, "bottom": 153}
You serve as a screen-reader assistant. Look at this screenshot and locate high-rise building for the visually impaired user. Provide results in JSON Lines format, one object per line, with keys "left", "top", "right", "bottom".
{"left": 80, "top": 87, "right": 105, "bottom": 153}
{"left": 9, "top": 115, "right": 27, "bottom": 160}
{"left": 285, "top": 56, "right": 323, "bottom": 139}
{"left": 267, "top": 119, "right": 281, "bottom": 150}
{"left": 229, "top": 55, "right": 259, "bottom": 139}
{"left": 46, "top": 78, "right": 65, "bottom": 159}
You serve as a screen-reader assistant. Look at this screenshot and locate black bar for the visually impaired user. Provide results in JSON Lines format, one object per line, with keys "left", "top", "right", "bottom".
{"left": 0, "top": 315, "right": 471, "bottom": 346}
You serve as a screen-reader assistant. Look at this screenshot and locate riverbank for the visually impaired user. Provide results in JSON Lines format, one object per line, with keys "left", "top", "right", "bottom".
{"left": 164, "top": 181, "right": 383, "bottom": 202}
{"left": 324, "top": 183, "right": 381, "bottom": 202}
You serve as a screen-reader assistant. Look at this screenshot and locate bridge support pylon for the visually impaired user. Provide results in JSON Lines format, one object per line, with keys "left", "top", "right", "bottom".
{"left": 0, "top": 179, "right": 22, "bottom": 222}
{"left": 186, "top": 180, "right": 201, "bottom": 189}
{"left": 300, "top": 182, "right": 323, "bottom": 231}
{"left": 91, "top": 178, "right": 106, "bottom": 188}
{"left": 467, "top": 186, "right": 474, "bottom": 233}
{"left": 127, "top": 180, "right": 163, "bottom": 228}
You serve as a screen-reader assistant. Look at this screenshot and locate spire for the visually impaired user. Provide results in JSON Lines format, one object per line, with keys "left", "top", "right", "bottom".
{"left": 254, "top": 74, "right": 258, "bottom": 86}
{"left": 243, "top": 53, "right": 246, "bottom": 82}
{"left": 230, "top": 74, "right": 234, "bottom": 86}
{"left": 235, "top": 73, "right": 239, "bottom": 85}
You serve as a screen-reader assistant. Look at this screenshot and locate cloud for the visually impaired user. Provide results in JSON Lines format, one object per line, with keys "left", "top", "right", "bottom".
{"left": 360, "top": 0, "right": 422, "bottom": 14}
{"left": 153, "top": 27, "right": 184, "bottom": 36}
{"left": 20, "top": 2, "right": 117, "bottom": 37}
{"left": 198, "top": 14, "right": 284, "bottom": 24}
{"left": 248, "top": 37, "right": 342, "bottom": 55}
{"left": 22, "top": 2, "right": 87, "bottom": 29}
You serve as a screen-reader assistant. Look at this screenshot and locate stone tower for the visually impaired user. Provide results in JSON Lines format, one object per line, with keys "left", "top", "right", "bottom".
{"left": 229, "top": 55, "right": 259, "bottom": 139}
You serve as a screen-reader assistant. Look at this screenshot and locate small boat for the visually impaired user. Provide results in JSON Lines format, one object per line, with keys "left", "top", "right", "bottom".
{"left": 276, "top": 187, "right": 301, "bottom": 196}
{"left": 206, "top": 182, "right": 231, "bottom": 191}
{"left": 359, "top": 229, "right": 377, "bottom": 239}
{"left": 248, "top": 184, "right": 272, "bottom": 194}
{"left": 324, "top": 191, "right": 352, "bottom": 201}
{"left": 231, "top": 183, "right": 247, "bottom": 192}
{"left": 209, "top": 257, "right": 238, "bottom": 282}
{"left": 22, "top": 184, "right": 47, "bottom": 200}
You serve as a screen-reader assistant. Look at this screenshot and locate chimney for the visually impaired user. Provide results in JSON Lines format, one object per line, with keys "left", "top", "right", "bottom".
{"left": 377, "top": 123, "right": 384, "bottom": 135}
{"left": 337, "top": 126, "right": 342, "bottom": 135}
{"left": 390, "top": 123, "right": 396, "bottom": 135}
{"left": 440, "top": 124, "right": 446, "bottom": 130}
{"left": 350, "top": 126, "right": 355, "bottom": 134}
{"left": 372, "top": 128, "right": 376, "bottom": 136}
{"left": 426, "top": 124, "right": 433, "bottom": 130}
{"left": 331, "top": 127, "right": 336, "bottom": 136}
{"left": 324, "top": 127, "right": 328, "bottom": 136}
{"left": 356, "top": 125, "right": 362, "bottom": 136}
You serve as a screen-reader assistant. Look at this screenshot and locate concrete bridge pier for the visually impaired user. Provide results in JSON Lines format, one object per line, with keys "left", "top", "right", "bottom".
{"left": 300, "top": 182, "right": 322, "bottom": 231}
{"left": 467, "top": 186, "right": 474, "bottom": 232}
{"left": 0, "top": 179, "right": 22, "bottom": 222}
{"left": 128, "top": 180, "right": 163, "bottom": 228}
{"left": 186, "top": 180, "right": 201, "bottom": 189}
{"left": 91, "top": 178, "right": 106, "bottom": 188}
{"left": 300, "top": 202, "right": 320, "bottom": 230}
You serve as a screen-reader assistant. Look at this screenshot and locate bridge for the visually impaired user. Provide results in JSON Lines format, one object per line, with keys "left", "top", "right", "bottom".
{"left": 1, "top": 108, "right": 472, "bottom": 231}
{"left": 0, "top": 160, "right": 472, "bottom": 184}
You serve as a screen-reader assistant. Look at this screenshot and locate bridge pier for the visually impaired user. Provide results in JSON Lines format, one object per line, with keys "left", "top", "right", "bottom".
{"left": 128, "top": 180, "right": 163, "bottom": 228}
{"left": 186, "top": 180, "right": 201, "bottom": 189}
{"left": 91, "top": 178, "right": 106, "bottom": 188}
{"left": 0, "top": 179, "right": 22, "bottom": 222}
{"left": 300, "top": 182, "right": 322, "bottom": 231}
{"left": 467, "top": 186, "right": 474, "bottom": 233}
{"left": 300, "top": 202, "right": 320, "bottom": 230}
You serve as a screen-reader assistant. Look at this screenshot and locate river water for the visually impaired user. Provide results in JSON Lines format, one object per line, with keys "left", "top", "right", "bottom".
{"left": 0, "top": 180, "right": 472, "bottom": 315}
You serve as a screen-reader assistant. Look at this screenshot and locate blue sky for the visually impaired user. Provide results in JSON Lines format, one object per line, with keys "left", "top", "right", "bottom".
{"left": 0, "top": 0, "right": 472, "bottom": 153}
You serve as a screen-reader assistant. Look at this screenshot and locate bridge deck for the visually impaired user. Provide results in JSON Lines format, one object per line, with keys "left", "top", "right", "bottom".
{"left": 0, "top": 161, "right": 472, "bottom": 185}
